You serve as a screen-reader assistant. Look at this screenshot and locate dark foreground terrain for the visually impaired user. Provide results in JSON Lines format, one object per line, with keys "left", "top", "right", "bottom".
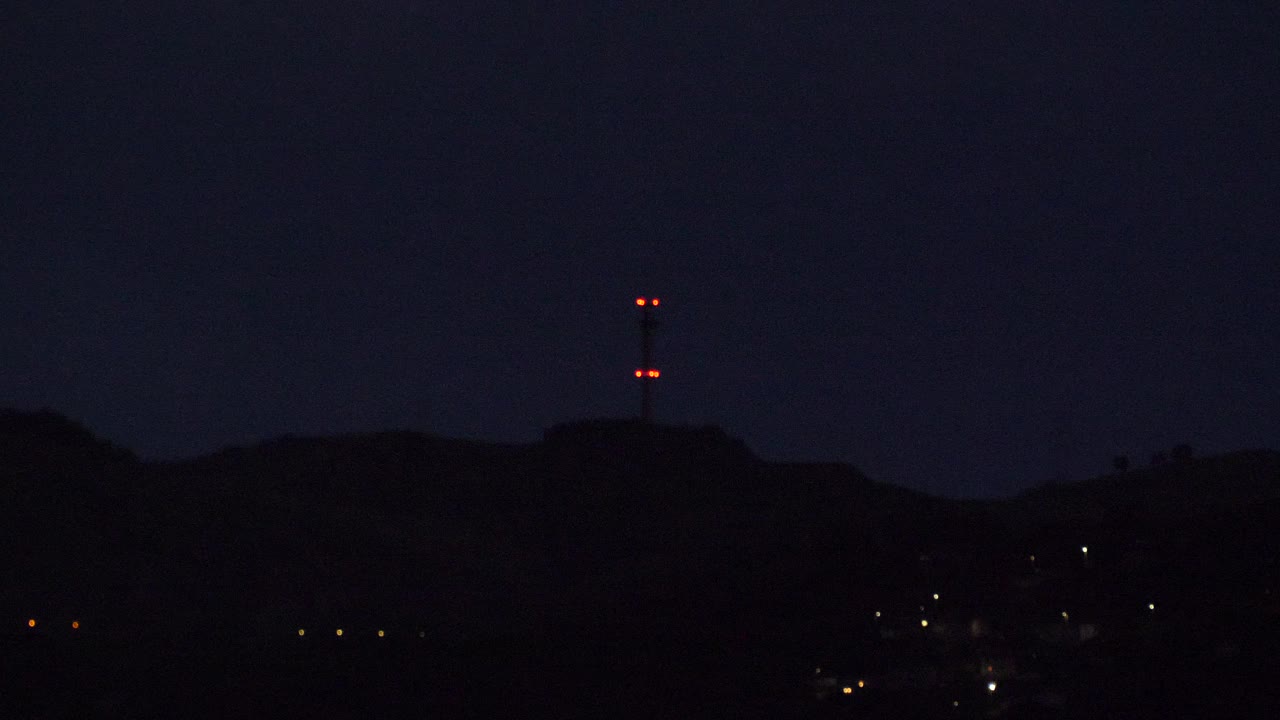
{"left": 3, "top": 410, "right": 1279, "bottom": 717}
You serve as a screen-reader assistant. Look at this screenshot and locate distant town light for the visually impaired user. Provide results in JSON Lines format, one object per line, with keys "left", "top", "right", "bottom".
{"left": 1061, "top": 611, "right": 1069, "bottom": 621}
{"left": 921, "top": 619, "right": 929, "bottom": 628}
{"left": 297, "top": 628, "right": 305, "bottom": 636}
{"left": 842, "top": 686, "right": 853, "bottom": 694}
{"left": 858, "top": 680, "right": 865, "bottom": 688}
{"left": 1030, "top": 554, "right": 1036, "bottom": 562}
{"left": 874, "top": 611, "right": 881, "bottom": 618}
{"left": 954, "top": 700, "right": 960, "bottom": 707}
{"left": 27, "top": 619, "right": 35, "bottom": 628}
{"left": 1148, "top": 602, "right": 1156, "bottom": 611}
{"left": 418, "top": 631, "right": 425, "bottom": 638}
{"left": 933, "top": 593, "right": 940, "bottom": 600}
{"left": 377, "top": 630, "right": 385, "bottom": 637}
{"left": 336, "top": 628, "right": 344, "bottom": 637}
{"left": 71, "top": 621, "right": 80, "bottom": 630}
{"left": 1081, "top": 546, "right": 1089, "bottom": 554}
{"left": 987, "top": 681, "right": 997, "bottom": 693}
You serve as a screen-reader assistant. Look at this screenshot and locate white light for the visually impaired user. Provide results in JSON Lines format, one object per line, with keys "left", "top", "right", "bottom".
{"left": 987, "top": 681, "right": 997, "bottom": 693}
{"left": 921, "top": 619, "right": 929, "bottom": 628}
{"left": 874, "top": 611, "right": 881, "bottom": 618}
{"left": 1081, "top": 546, "right": 1089, "bottom": 553}
{"left": 1148, "top": 603, "right": 1156, "bottom": 611}
{"left": 932, "top": 593, "right": 940, "bottom": 600}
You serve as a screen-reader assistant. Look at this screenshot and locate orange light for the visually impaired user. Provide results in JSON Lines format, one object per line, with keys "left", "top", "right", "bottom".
{"left": 377, "top": 630, "right": 385, "bottom": 638}
{"left": 336, "top": 628, "right": 344, "bottom": 637}
{"left": 858, "top": 680, "right": 865, "bottom": 688}
{"left": 652, "top": 298, "right": 660, "bottom": 306}
{"left": 297, "top": 628, "right": 305, "bottom": 636}
{"left": 71, "top": 621, "right": 80, "bottom": 630}
{"left": 636, "top": 297, "right": 646, "bottom": 306}
{"left": 635, "top": 369, "right": 643, "bottom": 377}
{"left": 842, "top": 687, "right": 853, "bottom": 694}
{"left": 27, "top": 619, "right": 36, "bottom": 628}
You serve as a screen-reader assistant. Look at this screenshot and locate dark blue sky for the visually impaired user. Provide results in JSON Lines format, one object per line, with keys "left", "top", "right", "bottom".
{"left": 4, "top": 2, "right": 1278, "bottom": 497}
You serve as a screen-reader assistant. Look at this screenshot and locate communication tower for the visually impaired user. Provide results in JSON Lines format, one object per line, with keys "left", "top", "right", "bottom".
{"left": 633, "top": 297, "right": 661, "bottom": 421}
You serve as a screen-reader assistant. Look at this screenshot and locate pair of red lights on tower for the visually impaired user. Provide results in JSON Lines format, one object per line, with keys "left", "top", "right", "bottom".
{"left": 635, "top": 297, "right": 660, "bottom": 306}
{"left": 634, "top": 369, "right": 660, "bottom": 378}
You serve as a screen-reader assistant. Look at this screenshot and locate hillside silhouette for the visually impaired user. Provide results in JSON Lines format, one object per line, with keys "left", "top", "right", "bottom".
{"left": 3, "top": 409, "right": 1278, "bottom": 717}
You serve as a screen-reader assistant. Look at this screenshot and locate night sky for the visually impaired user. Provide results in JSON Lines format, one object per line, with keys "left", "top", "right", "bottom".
{"left": 4, "top": 2, "right": 1277, "bottom": 497}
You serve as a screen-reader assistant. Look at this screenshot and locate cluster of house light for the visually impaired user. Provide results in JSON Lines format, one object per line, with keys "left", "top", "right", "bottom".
{"left": 22, "top": 618, "right": 80, "bottom": 629}
{"left": 19, "top": 619, "right": 442, "bottom": 639}
{"left": 839, "top": 556, "right": 1167, "bottom": 698}
{"left": 840, "top": 679, "right": 866, "bottom": 694}
{"left": 297, "top": 628, "right": 428, "bottom": 639}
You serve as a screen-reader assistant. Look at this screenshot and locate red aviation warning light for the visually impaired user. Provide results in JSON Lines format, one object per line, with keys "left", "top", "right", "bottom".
{"left": 634, "top": 369, "right": 643, "bottom": 377}
{"left": 647, "top": 369, "right": 660, "bottom": 378}
{"left": 636, "top": 297, "right": 646, "bottom": 306}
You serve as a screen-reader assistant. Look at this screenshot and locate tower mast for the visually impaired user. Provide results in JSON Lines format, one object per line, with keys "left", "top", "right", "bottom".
{"left": 634, "top": 297, "right": 661, "bottom": 422}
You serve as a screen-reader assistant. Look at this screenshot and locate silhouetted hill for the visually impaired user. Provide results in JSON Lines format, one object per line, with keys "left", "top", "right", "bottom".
{"left": 5, "top": 411, "right": 1280, "bottom": 717}
{"left": 1015, "top": 449, "right": 1280, "bottom": 514}
{"left": 0, "top": 410, "right": 142, "bottom": 624}
{"left": 994, "top": 450, "right": 1280, "bottom": 552}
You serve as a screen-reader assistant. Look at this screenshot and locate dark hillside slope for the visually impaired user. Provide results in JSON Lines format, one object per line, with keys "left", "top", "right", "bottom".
{"left": 3, "top": 412, "right": 971, "bottom": 651}
{"left": 0, "top": 410, "right": 142, "bottom": 623}
{"left": 6, "top": 411, "right": 1280, "bottom": 717}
